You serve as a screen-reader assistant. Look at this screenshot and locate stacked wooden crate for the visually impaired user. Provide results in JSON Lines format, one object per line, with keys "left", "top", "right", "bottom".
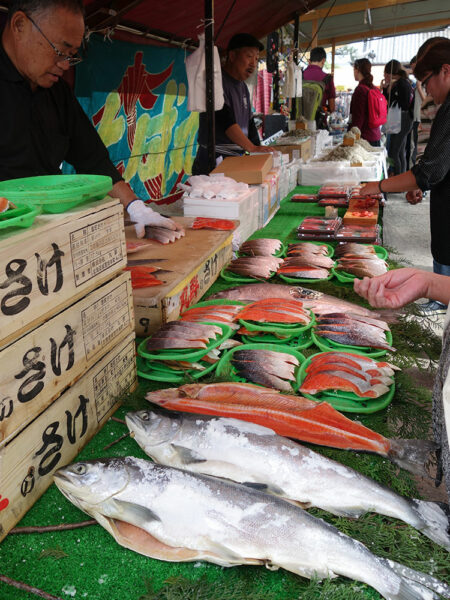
{"left": 0, "top": 197, "right": 136, "bottom": 541}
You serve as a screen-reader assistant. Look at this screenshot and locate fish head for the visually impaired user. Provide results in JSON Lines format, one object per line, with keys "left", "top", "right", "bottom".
{"left": 125, "top": 409, "right": 182, "bottom": 449}
{"left": 54, "top": 457, "right": 131, "bottom": 513}
{"left": 292, "top": 286, "right": 322, "bottom": 300}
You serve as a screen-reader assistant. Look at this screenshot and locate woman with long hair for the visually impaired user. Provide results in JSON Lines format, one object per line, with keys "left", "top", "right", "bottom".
{"left": 383, "top": 59, "right": 413, "bottom": 174}
{"left": 348, "top": 58, "right": 381, "bottom": 145}
{"left": 360, "top": 38, "right": 450, "bottom": 315}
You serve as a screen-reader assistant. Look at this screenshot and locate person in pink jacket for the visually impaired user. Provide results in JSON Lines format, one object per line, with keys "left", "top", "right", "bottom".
{"left": 348, "top": 58, "right": 382, "bottom": 146}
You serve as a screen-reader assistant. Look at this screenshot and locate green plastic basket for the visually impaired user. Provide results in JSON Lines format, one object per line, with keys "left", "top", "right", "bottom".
{"left": 332, "top": 245, "right": 389, "bottom": 283}
{"left": 216, "top": 342, "right": 305, "bottom": 392}
{"left": 241, "top": 331, "right": 313, "bottom": 350}
{"left": 138, "top": 322, "right": 233, "bottom": 361}
{"left": 238, "top": 309, "right": 315, "bottom": 336}
{"left": 220, "top": 265, "right": 276, "bottom": 283}
{"left": 278, "top": 270, "right": 334, "bottom": 284}
{"left": 0, "top": 203, "right": 40, "bottom": 230}
{"left": 298, "top": 351, "right": 395, "bottom": 413}
{"left": 311, "top": 329, "right": 393, "bottom": 359}
{"left": 0, "top": 174, "right": 113, "bottom": 214}
{"left": 137, "top": 356, "right": 217, "bottom": 383}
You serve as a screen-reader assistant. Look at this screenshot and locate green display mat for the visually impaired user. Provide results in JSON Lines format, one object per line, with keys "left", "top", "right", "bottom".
{"left": 1, "top": 185, "right": 447, "bottom": 600}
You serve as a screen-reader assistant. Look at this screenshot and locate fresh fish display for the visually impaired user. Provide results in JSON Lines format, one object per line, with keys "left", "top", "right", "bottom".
{"left": 191, "top": 217, "right": 235, "bottom": 230}
{"left": 126, "top": 410, "right": 450, "bottom": 551}
{"left": 226, "top": 256, "right": 283, "bottom": 279}
{"left": 287, "top": 242, "right": 330, "bottom": 256}
{"left": 314, "top": 312, "right": 395, "bottom": 352}
{"left": 239, "top": 238, "right": 282, "bottom": 256}
{"left": 280, "top": 255, "right": 334, "bottom": 270}
{"left": 335, "top": 243, "right": 377, "bottom": 257}
{"left": 146, "top": 383, "right": 437, "bottom": 476}
{"left": 145, "top": 321, "right": 222, "bottom": 351}
{"left": 180, "top": 303, "right": 243, "bottom": 327}
{"left": 145, "top": 226, "right": 183, "bottom": 244}
{"left": 54, "top": 457, "right": 450, "bottom": 600}
{"left": 230, "top": 348, "right": 300, "bottom": 392}
{"left": 124, "top": 266, "right": 163, "bottom": 288}
{"left": 300, "top": 351, "right": 396, "bottom": 398}
{"left": 209, "top": 283, "right": 382, "bottom": 318}
{"left": 236, "top": 298, "right": 311, "bottom": 324}
{"left": 335, "top": 245, "right": 388, "bottom": 278}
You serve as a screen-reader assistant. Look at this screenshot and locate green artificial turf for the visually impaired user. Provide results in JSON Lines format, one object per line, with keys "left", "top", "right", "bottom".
{"left": 0, "top": 187, "right": 447, "bottom": 600}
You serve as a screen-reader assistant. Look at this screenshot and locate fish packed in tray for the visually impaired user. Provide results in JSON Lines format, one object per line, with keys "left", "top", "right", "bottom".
{"left": 314, "top": 312, "right": 395, "bottom": 352}
{"left": 239, "top": 238, "right": 282, "bottom": 256}
{"left": 335, "top": 223, "right": 381, "bottom": 243}
{"left": 335, "top": 243, "right": 388, "bottom": 278}
{"left": 300, "top": 351, "right": 396, "bottom": 398}
{"left": 290, "top": 193, "right": 318, "bottom": 203}
{"left": 225, "top": 256, "right": 283, "bottom": 279}
{"left": 229, "top": 348, "right": 301, "bottom": 392}
{"left": 180, "top": 302, "right": 244, "bottom": 327}
{"left": 318, "top": 184, "right": 350, "bottom": 199}
{"left": 145, "top": 225, "right": 184, "bottom": 244}
{"left": 297, "top": 217, "right": 342, "bottom": 241}
{"left": 350, "top": 185, "right": 383, "bottom": 201}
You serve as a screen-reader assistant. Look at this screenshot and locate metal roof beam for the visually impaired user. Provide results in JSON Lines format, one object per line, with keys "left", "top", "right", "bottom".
{"left": 300, "top": 0, "right": 423, "bottom": 21}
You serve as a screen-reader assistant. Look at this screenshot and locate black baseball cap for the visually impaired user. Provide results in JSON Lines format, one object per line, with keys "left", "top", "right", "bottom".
{"left": 227, "top": 33, "right": 264, "bottom": 52}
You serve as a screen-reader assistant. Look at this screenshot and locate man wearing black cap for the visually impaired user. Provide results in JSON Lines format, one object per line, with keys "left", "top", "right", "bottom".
{"left": 192, "top": 32, "right": 272, "bottom": 175}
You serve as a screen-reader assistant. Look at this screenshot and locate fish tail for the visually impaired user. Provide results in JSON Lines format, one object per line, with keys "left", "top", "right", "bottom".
{"left": 387, "top": 438, "right": 438, "bottom": 477}
{"left": 411, "top": 499, "right": 450, "bottom": 551}
{"left": 380, "top": 557, "right": 450, "bottom": 599}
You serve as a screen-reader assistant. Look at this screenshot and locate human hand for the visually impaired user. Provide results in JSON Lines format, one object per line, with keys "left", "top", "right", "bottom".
{"left": 406, "top": 189, "right": 422, "bottom": 205}
{"left": 127, "top": 199, "right": 184, "bottom": 239}
{"left": 359, "top": 182, "right": 381, "bottom": 196}
{"left": 353, "top": 268, "right": 430, "bottom": 309}
{"left": 251, "top": 145, "right": 273, "bottom": 153}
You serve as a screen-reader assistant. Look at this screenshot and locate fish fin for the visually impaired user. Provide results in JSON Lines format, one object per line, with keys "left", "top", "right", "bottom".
{"left": 241, "top": 481, "right": 286, "bottom": 496}
{"left": 410, "top": 499, "right": 450, "bottom": 551}
{"left": 380, "top": 557, "right": 450, "bottom": 599}
{"left": 387, "top": 438, "right": 438, "bottom": 478}
{"left": 170, "top": 444, "right": 208, "bottom": 464}
{"left": 112, "top": 499, "right": 161, "bottom": 524}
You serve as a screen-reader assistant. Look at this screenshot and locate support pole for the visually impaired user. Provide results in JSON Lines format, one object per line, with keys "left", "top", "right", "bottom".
{"left": 331, "top": 39, "right": 336, "bottom": 75}
{"left": 290, "top": 11, "right": 299, "bottom": 121}
{"left": 205, "top": 0, "right": 216, "bottom": 173}
{"left": 311, "top": 19, "right": 318, "bottom": 48}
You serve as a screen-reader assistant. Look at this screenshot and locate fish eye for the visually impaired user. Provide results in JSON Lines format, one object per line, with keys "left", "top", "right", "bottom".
{"left": 73, "top": 464, "right": 87, "bottom": 475}
{"left": 139, "top": 411, "right": 150, "bottom": 421}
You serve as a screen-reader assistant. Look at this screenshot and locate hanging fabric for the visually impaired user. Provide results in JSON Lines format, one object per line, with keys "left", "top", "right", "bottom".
{"left": 185, "top": 33, "right": 224, "bottom": 112}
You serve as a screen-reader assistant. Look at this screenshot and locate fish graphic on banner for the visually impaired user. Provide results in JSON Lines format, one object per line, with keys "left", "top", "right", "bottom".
{"left": 74, "top": 37, "right": 199, "bottom": 209}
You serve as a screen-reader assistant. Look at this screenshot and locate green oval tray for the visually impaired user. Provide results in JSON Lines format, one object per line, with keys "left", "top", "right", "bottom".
{"left": 278, "top": 269, "right": 334, "bottom": 284}
{"left": 286, "top": 241, "right": 335, "bottom": 258}
{"left": 298, "top": 351, "right": 395, "bottom": 413}
{"left": 238, "top": 241, "right": 286, "bottom": 258}
{"left": 0, "top": 203, "right": 41, "bottom": 230}
{"left": 332, "top": 246, "right": 389, "bottom": 283}
{"left": 311, "top": 329, "right": 393, "bottom": 359}
{"left": 238, "top": 309, "right": 315, "bottom": 336}
{"left": 216, "top": 342, "right": 305, "bottom": 392}
{"left": 0, "top": 174, "right": 112, "bottom": 214}
{"left": 241, "top": 331, "right": 313, "bottom": 350}
{"left": 138, "top": 322, "right": 233, "bottom": 361}
{"left": 137, "top": 356, "right": 217, "bottom": 383}
{"left": 220, "top": 265, "right": 276, "bottom": 283}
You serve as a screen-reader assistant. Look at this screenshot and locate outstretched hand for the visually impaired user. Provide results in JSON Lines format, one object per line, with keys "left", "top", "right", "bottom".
{"left": 353, "top": 268, "right": 430, "bottom": 309}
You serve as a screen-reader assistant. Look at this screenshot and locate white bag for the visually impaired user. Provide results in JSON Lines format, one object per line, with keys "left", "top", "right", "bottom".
{"left": 384, "top": 105, "right": 402, "bottom": 134}
{"left": 185, "top": 33, "right": 224, "bottom": 112}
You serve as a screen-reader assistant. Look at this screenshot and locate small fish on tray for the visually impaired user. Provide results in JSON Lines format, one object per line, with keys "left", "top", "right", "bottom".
{"left": 180, "top": 303, "right": 243, "bottom": 327}
{"left": 237, "top": 298, "right": 311, "bottom": 325}
{"left": 145, "top": 321, "right": 222, "bottom": 351}
{"left": 335, "top": 243, "right": 388, "bottom": 278}
{"left": 314, "top": 312, "right": 395, "bottom": 352}
{"left": 226, "top": 256, "right": 283, "bottom": 279}
{"left": 230, "top": 348, "right": 300, "bottom": 392}
{"left": 191, "top": 217, "right": 235, "bottom": 230}
{"left": 318, "top": 185, "right": 350, "bottom": 199}
{"left": 287, "top": 242, "right": 330, "bottom": 257}
{"left": 239, "top": 238, "right": 282, "bottom": 256}
{"left": 290, "top": 193, "right": 318, "bottom": 203}
{"left": 335, "top": 223, "right": 381, "bottom": 243}
{"left": 317, "top": 197, "right": 349, "bottom": 208}
{"left": 298, "top": 216, "right": 342, "bottom": 234}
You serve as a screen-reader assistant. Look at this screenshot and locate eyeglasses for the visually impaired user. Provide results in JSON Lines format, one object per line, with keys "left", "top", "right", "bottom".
{"left": 25, "top": 13, "right": 83, "bottom": 66}
{"left": 421, "top": 72, "right": 434, "bottom": 92}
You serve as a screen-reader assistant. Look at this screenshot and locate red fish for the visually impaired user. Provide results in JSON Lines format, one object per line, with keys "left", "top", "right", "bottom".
{"left": 191, "top": 217, "right": 235, "bottom": 230}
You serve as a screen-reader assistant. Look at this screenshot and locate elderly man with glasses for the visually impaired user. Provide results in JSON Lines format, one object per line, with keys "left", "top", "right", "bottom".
{"left": 0, "top": 0, "right": 183, "bottom": 238}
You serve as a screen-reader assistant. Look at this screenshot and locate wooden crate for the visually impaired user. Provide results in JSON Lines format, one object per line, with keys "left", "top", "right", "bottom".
{"left": 129, "top": 217, "right": 233, "bottom": 337}
{"left": 0, "top": 271, "right": 134, "bottom": 446}
{"left": 0, "top": 198, "right": 126, "bottom": 350}
{"left": 343, "top": 199, "right": 379, "bottom": 226}
{"left": 0, "top": 333, "right": 136, "bottom": 541}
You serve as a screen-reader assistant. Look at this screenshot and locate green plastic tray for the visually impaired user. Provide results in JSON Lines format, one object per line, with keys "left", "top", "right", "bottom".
{"left": 286, "top": 241, "right": 334, "bottom": 258}
{"left": 238, "top": 241, "right": 286, "bottom": 258}
{"left": 332, "top": 245, "right": 389, "bottom": 282}
{"left": 216, "top": 342, "right": 305, "bottom": 392}
{"left": 298, "top": 351, "right": 395, "bottom": 413}
{"left": 0, "top": 174, "right": 113, "bottom": 213}
{"left": 278, "top": 270, "right": 334, "bottom": 284}
{"left": 137, "top": 356, "right": 217, "bottom": 383}
{"left": 0, "top": 203, "right": 40, "bottom": 230}
{"left": 238, "top": 309, "right": 314, "bottom": 336}
{"left": 241, "top": 331, "right": 313, "bottom": 350}
{"left": 220, "top": 265, "right": 276, "bottom": 283}
{"left": 311, "top": 329, "right": 393, "bottom": 359}
{"left": 138, "top": 322, "right": 233, "bottom": 361}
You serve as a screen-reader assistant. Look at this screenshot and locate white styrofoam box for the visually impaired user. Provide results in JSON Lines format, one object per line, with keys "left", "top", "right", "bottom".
{"left": 250, "top": 184, "right": 266, "bottom": 229}
{"left": 183, "top": 188, "right": 259, "bottom": 220}
{"left": 271, "top": 151, "right": 282, "bottom": 168}
{"left": 298, "top": 160, "right": 382, "bottom": 185}
{"left": 281, "top": 153, "right": 290, "bottom": 166}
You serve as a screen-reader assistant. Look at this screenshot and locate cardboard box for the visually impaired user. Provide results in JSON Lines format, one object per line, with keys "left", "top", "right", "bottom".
{"left": 270, "top": 138, "right": 312, "bottom": 162}
{"left": 0, "top": 334, "right": 136, "bottom": 541}
{"left": 128, "top": 217, "right": 233, "bottom": 337}
{"left": 0, "top": 198, "right": 126, "bottom": 350}
{"left": 0, "top": 272, "right": 134, "bottom": 446}
{"left": 262, "top": 171, "right": 280, "bottom": 226}
{"left": 211, "top": 154, "right": 273, "bottom": 184}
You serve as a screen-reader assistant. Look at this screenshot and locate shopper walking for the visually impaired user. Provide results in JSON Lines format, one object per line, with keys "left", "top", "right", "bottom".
{"left": 348, "top": 58, "right": 382, "bottom": 146}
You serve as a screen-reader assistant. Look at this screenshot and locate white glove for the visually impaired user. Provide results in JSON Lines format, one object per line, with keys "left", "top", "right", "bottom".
{"left": 127, "top": 199, "right": 177, "bottom": 239}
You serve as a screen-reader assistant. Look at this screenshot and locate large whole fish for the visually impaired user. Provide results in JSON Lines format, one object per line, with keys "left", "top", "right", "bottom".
{"left": 146, "top": 382, "right": 436, "bottom": 477}
{"left": 209, "top": 283, "right": 383, "bottom": 317}
{"left": 126, "top": 410, "right": 450, "bottom": 551}
{"left": 54, "top": 458, "right": 450, "bottom": 600}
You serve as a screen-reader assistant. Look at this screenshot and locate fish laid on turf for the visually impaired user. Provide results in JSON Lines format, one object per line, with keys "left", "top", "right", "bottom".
{"left": 126, "top": 410, "right": 450, "bottom": 551}
{"left": 146, "top": 382, "right": 437, "bottom": 477}
{"left": 287, "top": 242, "right": 330, "bottom": 256}
{"left": 54, "top": 457, "right": 450, "bottom": 600}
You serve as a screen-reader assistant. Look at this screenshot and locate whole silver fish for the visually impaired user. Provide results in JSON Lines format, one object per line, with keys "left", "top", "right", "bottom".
{"left": 55, "top": 456, "right": 450, "bottom": 600}
{"left": 126, "top": 411, "right": 450, "bottom": 552}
